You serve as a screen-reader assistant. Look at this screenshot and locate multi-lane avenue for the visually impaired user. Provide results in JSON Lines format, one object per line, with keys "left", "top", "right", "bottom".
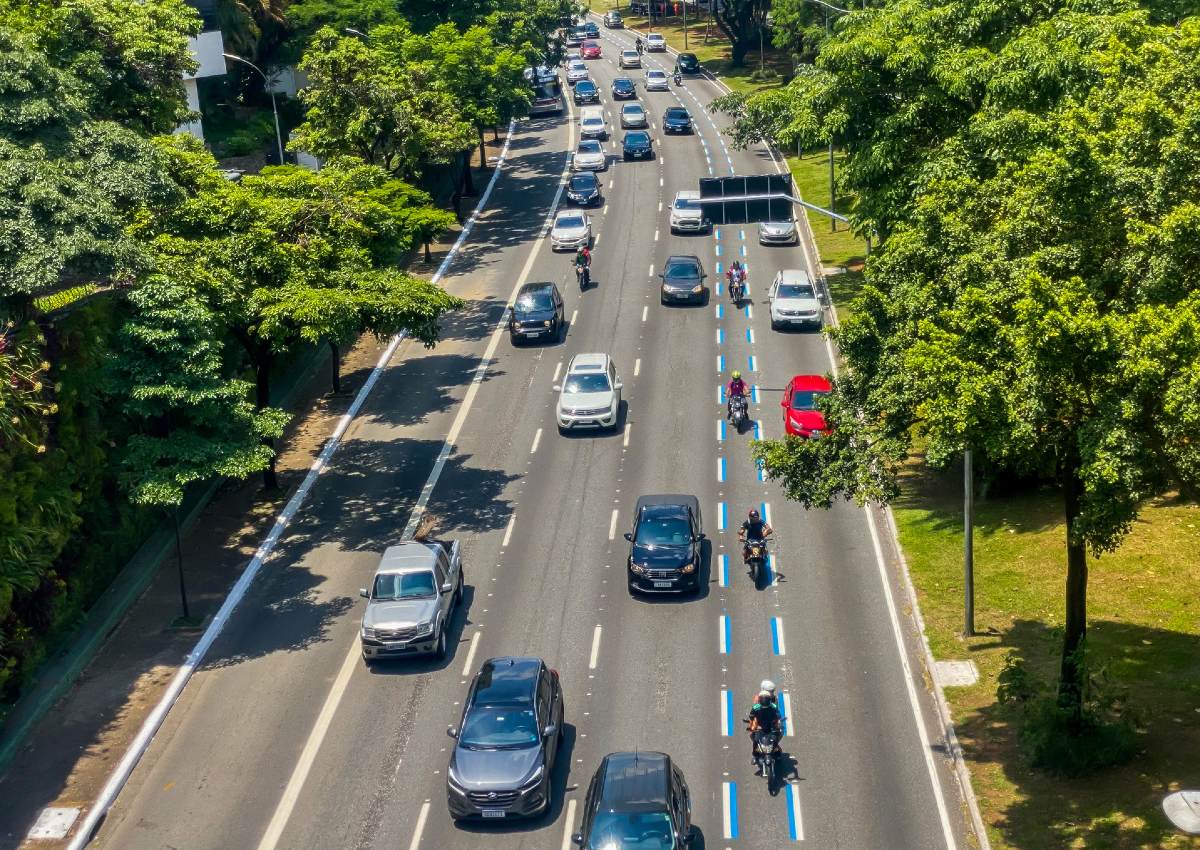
{"left": 90, "top": 19, "right": 978, "bottom": 850}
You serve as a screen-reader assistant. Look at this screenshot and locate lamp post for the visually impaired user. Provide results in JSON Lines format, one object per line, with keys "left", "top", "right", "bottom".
{"left": 222, "top": 53, "right": 285, "bottom": 166}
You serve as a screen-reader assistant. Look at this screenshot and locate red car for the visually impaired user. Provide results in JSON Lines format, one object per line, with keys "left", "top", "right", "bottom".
{"left": 782, "top": 375, "right": 832, "bottom": 438}
{"left": 581, "top": 40, "right": 602, "bottom": 59}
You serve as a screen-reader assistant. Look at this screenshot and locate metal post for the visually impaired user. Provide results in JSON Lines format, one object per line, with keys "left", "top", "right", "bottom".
{"left": 826, "top": 11, "right": 835, "bottom": 233}
{"left": 223, "top": 53, "right": 285, "bottom": 167}
{"left": 684, "top": 1, "right": 688, "bottom": 49}
{"left": 759, "top": 24, "right": 764, "bottom": 73}
{"left": 964, "top": 448, "right": 975, "bottom": 637}
{"left": 173, "top": 509, "right": 191, "bottom": 621}
{"left": 269, "top": 89, "right": 284, "bottom": 166}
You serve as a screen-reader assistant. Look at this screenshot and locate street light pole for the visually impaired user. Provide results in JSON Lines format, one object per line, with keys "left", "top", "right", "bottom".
{"left": 222, "top": 53, "right": 285, "bottom": 166}
{"left": 964, "top": 448, "right": 976, "bottom": 637}
{"left": 826, "top": 10, "right": 835, "bottom": 232}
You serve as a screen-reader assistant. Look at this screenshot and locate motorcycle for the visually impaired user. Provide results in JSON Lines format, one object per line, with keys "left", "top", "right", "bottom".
{"left": 753, "top": 728, "right": 781, "bottom": 786}
{"left": 743, "top": 538, "right": 768, "bottom": 584}
{"left": 728, "top": 393, "right": 749, "bottom": 433}
{"left": 575, "top": 263, "right": 590, "bottom": 289}
{"left": 729, "top": 277, "right": 745, "bottom": 305}
{"left": 673, "top": 72, "right": 682, "bottom": 86}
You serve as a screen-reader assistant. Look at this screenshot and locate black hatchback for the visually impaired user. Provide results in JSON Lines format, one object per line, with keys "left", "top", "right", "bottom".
{"left": 572, "top": 752, "right": 694, "bottom": 849}
{"left": 447, "top": 657, "right": 565, "bottom": 821}
{"left": 622, "top": 130, "right": 653, "bottom": 161}
{"left": 675, "top": 52, "right": 700, "bottom": 74}
{"left": 573, "top": 79, "right": 600, "bottom": 105}
{"left": 662, "top": 106, "right": 693, "bottom": 134}
{"left": 510, "top": 282, "right": 565, "bottom": 344}
{"left": 624, "top": 494, "right": 703, "bottom": 594}
{"left": 611, "top": 77, "right": 637, "bottom": 99}
{"left": 567, "top": 171, "right": 602, "bottom": 207}
{"left": 659, "top": 254, "right": 707, "bottom": 304}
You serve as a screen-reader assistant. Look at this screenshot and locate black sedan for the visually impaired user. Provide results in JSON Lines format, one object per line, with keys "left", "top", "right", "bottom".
{"left": 566, "top": 171, "right": 602, "bottom": 206}
{"left": 582, "top": 21, "right": 599, "bottom": 37}
{"left": 610, "top": 77, "right": 637, "bottom": 100}
{"left": 659, "top": 255, "right": 707, "bottom": 305}
{"left": 572, "top": 752, "right": 693, "bottom": 849}
{"left": 662, "top": 106, "right": 693, "bottom": 134}
{"left": 622, "top": 130, "right": 653, "bottom": 161}
{"left": 624, "top": 494, "right": 703, "bottom": 594}
{"left": 447, "top": 657, "right": 565, "bottom": 821}
{"left": 509, "top": 281, "right": 565, "bottom": 344}
{"left": 675, "top": 52, "right": 701, "bottom": 74}
{"left": 573, "top": 79, "right": 600, "bottom": 105}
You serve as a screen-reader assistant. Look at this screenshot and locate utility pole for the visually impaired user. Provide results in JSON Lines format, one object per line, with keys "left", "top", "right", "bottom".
{"left": 964, "top": 448, "right": 975, "bottom": 636}
{"left": 683, "top": 1, "right": 688, "bottom": 49}
{"left": 826, "top": 10, "right": 835, "bottom": 233}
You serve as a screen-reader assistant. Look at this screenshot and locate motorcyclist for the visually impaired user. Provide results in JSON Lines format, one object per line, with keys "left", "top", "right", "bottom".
{"left": 726, "top": 260, "right": 746, "bottom": 295}
{"left": 738, "top": 508, "right": 773, "bottom": 563}
{"left": 727, "top": 370, "right": 748, "bottom": 419}
{"left": 744, "top": 680, "right": 782, "bottom": 771}
{"left": 635, "top": 36, "right": 644, "bottom": 54}
{"left": 574, "top": 245, "right": 592, "bottom": 284}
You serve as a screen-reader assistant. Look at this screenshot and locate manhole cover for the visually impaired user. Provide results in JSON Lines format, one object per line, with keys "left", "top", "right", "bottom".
{"left": 933, "top": 660, "right": 979, "bottom": 687}
{"left": 27, "top": 807, "right": 80, "bottom": 841}
{"left": 1163, "top": 791, "right": 1200, "bottom": 834}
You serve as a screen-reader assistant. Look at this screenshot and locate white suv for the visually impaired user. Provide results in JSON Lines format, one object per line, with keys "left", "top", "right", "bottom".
{"left": 768, "top": 269, "right": 823, "bottom": 330}
{"left": 669, "top": 190, "right": 708, "bottom": 233}
{"left": 555, "top": 353, "right": 622, "bottom": 432}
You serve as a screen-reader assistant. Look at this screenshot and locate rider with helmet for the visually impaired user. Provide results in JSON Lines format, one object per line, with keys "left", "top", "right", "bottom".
{"left": 635, "top": 36, "right": 644, "bottom": 54}
{"left": 575, "top": 245, "right": 592, "bottom": 285}
{"left": 738, "top": 508, "right": 773, "bottom": 562}
{"left": 727, "top": 370, "right": 747, "bottom": 419}
{"left": 745, "top": 680, "right": 782, "bottom": 771}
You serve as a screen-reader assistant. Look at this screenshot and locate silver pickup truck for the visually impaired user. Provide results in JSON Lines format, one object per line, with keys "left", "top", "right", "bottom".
{"left": 359, "top": 539, "right": 463, "bottom": 662}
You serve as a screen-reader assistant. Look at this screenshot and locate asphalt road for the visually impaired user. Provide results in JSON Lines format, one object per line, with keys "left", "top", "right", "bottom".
{"left": 90, "top": 22, "right": 977, "bottom": 850}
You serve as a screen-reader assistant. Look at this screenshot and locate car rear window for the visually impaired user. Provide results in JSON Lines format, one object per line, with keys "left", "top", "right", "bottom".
{"left": 626, "top": 132, "right": 650, "bottom": 144}
{"left": 666, "top": 108, "right": 689, "bottom": 119}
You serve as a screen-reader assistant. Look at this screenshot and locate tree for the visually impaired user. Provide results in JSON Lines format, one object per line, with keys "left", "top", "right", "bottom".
{"left": 748, "top": 4, "right": 1200, "bottom": 720}
{"left": 292, "top": 26, "right": 474, "bottom": 179}
{"left": 713, "top": 0, "right": 771, "bottom": 68}
{"left": 769, "top": 0, "right": 830, "bottom": 65}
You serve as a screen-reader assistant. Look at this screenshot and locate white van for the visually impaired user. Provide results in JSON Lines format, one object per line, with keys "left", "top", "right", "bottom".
{"left": 579, "top": 107, "right": 608, "bottom": 141}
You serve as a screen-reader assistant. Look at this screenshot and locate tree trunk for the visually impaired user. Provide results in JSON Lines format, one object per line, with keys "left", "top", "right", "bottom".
{"left": 1058, "top": 454, "right": 1088, "bottom": 718}
{"left": 478, "top": 126, "right": 487, "bottom": 176}
{"left": 254, "top": 356, "right": 280, "bottom": 490}
{"left": 730, "top": 39, "right": 750, "bottom": 67}
{"left": 329, "top": 340, "right": 341, "bottom": 394}
{"left": 461, "top": 151, "right": 477, "bottom": 197}
{"left": 492, "top": 126, "right": 499, "bottom": 143}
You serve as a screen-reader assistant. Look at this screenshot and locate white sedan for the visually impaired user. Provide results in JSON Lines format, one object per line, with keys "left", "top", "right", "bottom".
{"left": 572, "top": 139, "right": 608, "bottom": 171}
{"left": 566, "top": 59, "right": 589, "bottom": 84}
{"left": 646, "top": 32, "right": 667, "bottom": 51}
{"left": 644, "top": 69, "right": 670, "bottom": 91}
{"left": 550, "top": 211, "right": 593, "bottom": 251}
{"left": 619, "top": 49, "right": 641, "bottom": 69}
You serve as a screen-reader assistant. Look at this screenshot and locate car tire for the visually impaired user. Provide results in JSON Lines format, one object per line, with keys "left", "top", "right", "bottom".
{"left": 434, "top": 626, "right": 448, "bottom": 660}
{"left": 454, "top": 572, "right": 464, "bottom": 606}
{"left": 770, "top": 319, "right": 780, "bottom": 331}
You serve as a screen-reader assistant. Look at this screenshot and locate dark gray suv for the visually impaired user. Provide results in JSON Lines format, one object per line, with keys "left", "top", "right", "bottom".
{"left": 572, "top": 751, "right": 694, "bottom": 848}
{"left": 659, "top": 255, "right": 707, "bottom": 305}
{"left": 446, "top": 657, "right": 564, "bottom": 821}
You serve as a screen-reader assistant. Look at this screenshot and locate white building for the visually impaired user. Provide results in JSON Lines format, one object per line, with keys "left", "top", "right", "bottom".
{"left": 176, "top": 0, "right": 226, "bottom": 141}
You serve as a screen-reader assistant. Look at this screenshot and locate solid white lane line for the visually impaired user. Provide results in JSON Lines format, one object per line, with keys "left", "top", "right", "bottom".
{"left": 654, "top": 228, "right": 660, "bottom": 241}
{"left": 530, "top": 427, "right": 543, "bottom": 454}
{"left": 634, "top": 357, "right": 641, "bottom": 376}
{"left": 570, "top": 309, "right": 578, "bottom": 325}
{"left": 781, "top": 690, "right": 794, "bottom": 737}
{"left": 461, "top": 630, "right": 481, "bottom": 677}
{"left": 589, "top": 625, "right": 603, "bottom": 669}
{"left": 593, "top": 232, "right": 601, "bottom": 247}
{"left": 648, "top": 263, "right": 654, "bottom": 277}
{"left": 407, "top": 801, "right": 430, "bottom": 850}
{"left": 502, "top": 513, "right": 516, "bottom": 547}
{"left": 553, "top": 360, "right": 563, "bottom": 382}
{"left": 642, "top": 305, "right": 648, "bottom": 322}
{"left": 608, "top": 509, "right": 619, "bottom": 540}
{"left": 560, "top": 799, "right": 578, "bottom": 850}
{"left": 623, "top": 423, "right": 632, "bottom": 447}
{"left": 658, "top": 200, "right": 663, "bottom": 212}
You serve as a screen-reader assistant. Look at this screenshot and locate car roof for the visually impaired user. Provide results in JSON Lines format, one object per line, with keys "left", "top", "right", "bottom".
{"left": 576, "top": 79, "right": 596, "bottom": 87}
{"left": 568, "top": 352, "right": 609, "bottom": 372}
{"left": 674, "top": 189, "right": 700, "bottom": 200}
{"left": 598, "top": 752, "right": 671, "bottom": 809}
{"left": 775, "top": 268, "right": 812, "bottom": 286}
{"left": 581, "top": 106, "right": 604, "bottom": 117}
{"left": 376, "top": 541, "right": 438, "bottom": 573}
{"left": 665, "top": 254, "right": 701, "bottom": 264}
{"left": 647, "top": 68, "right": 666, "bottom": 75}
{"left": 569, "top": 59, "right": 586, "bottom": 66}
{"left": 472, "top": 657, "right": 542, "bottom": 705}
{"left": 647, "top": 32, "right": 664, "bottom": 38}
{"left": 613, "top": 76, "right": 634, "bottom": 83}
{"left": 622, "top": 102, "right": 643, "bottom": 110}
{"left": 788, "top": 374, "right": 832, "bottom": 392}
{"left": 635, "top": 493, "right": 699, "bottom": 513}
{"left": 622, "top": 48, "right": 638, "bottom": 54}
{"left": 570, "top": 171, "right": 598, "bottom": 182}
{"left": 665, "top": 105, "right": 689, "bottom": 114}
{"left": 518, "top": 281, "right": 557, "bottom": 296}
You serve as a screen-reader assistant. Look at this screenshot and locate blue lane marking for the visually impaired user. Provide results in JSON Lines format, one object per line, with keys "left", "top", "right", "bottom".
{"left": 719, "top": 553, "right": 729, "bottom": 587}
{"left": 717, "top": 303, "right": 724, "bottom": 319}
{"left": 717, "top": 354, "right": 725, "bottom": 373}
{"left": 753, "top": 420, "right": 761, "bottom": 440}
{"left": 718, "top": 456, "right": 726, "bottom": 482}
{"left": 716, "top": 261, "right": 723, "bottom": 275}
{"left": 764, "top": 552, "right": 775, "bottom": 585}
{"left": 719, "top": 385, "right": 726, "bottom": 404}
{"left": 715, "top": 227, "right": 721, "bottom": 241}
{"left": 717, "top": 328, "right": 724, "bottom": 345}
{"left": 739, "top": 228, "right": 745, "bottom": 241}
{"left": 717, "top": 279, "right": 723, "bottom": 297}
{"left": 719, "top": 419, "right": 727, "bottom": 441}
{"left": 761, "top": 501, "right": 769, "bottom": 520}
{"left": 721, "top": 689, "right": 734, "bottom": 736}
{"left": 786, "top": 783, "right": 802, "bottom": 840}
{"left": 752, "top": 385, "right": 760, "bottom": 404}
{"left": 720, "top": 614, "right": 731, "bottom": 653}
{"left": 745, "top": 328, "right": 753, "bottom": 343}
{"left": 744, "top": 304, "right": 752, "bottom": 318}
{"left": 716, "top": 244, "right": 723, "bottom": 256}
{"left": 719, "top": 501, "right": 727, "bottom": 531}
{"left": 740, "top": 244, "right": 747, "bottom": 257}
{"left": 748, "top": 355, "right": 757, "bottom": 372}
{"left": 780, "top": 690, "right": 791, "bottom": 735}
{"left": 757, "top": 459, "right": 767, "bottom": 482}
{"left": 725, "top": 782, "right": 740, "bottom": 840}
{"left": 770, "top": 617, "right": 785, "bottom": 655}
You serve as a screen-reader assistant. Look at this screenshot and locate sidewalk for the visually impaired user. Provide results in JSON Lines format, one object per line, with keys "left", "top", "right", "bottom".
{"left": 0, "top": 131, "right": 507, "bottom": 850}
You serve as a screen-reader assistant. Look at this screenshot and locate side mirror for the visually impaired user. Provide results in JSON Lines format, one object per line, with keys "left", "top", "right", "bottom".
{"left": 681, "top": 832, "right": 695, "bottom": 845}
{"left": 571, "top": 834, "right": 584, "bottom": 846}
{"left": 542, "top": 724, "right": 558, "bottom": 738}
{"left": 553, "top": 384, "right": 562, "bottom": 391}
{"left": 446, "top": 725, "right": 459, "bottom": 739}
{"left": 441, "top": 582, "right": 454, "bottom": 594}
{"left": 614, "top": 381, "right": 623, "bottom": 390}
{"left": 623, "top": 532, "right": 633, "bottom": 541}
{"left": 359, "top": 588, "right": 369, "bottom": 598}
{"left": 780, "top": 399, "right": 788, "bottom": 407}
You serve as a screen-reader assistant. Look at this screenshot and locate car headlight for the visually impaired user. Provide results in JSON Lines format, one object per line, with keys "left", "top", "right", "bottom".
{"left": 520, "top": 766, "right": 545, "bottom": 791}
{"left": 544, "top": 320, "right": 552, "bottom": 327}
{"left": 691, "top": 284, "right": 703, "bottom": 293}
{"left": 680, "top": 562, "right": 696, "bottom": 574}
{"left": 414, "top": 621, "right": 434, "bottom": 637}
{"left": 361, "top": 626, "right": 376, "bottom": 640}
{"left": 446, "top": 764, "right": 466, "bottom": 790}
{"left": 630, "top": 562, "right": 646, "bottom": 575}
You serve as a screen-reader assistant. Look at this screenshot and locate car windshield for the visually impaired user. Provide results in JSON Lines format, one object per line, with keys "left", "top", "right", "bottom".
{"left": 516, "top": 291, "right": 555, "bottom": 312}
{"left": 665, "top": 108, "right": 689, "bottom": 119}
{"left": 623, "top": 105, "right": 642, "bottom": 113}
{"left": 777, "top": 283, "right": 815, "bottom": 299}
{"left": 579, "top": 141, "right": 602, "bottom": 153}
{"left": 623, "top": 51, "right": 638, "bottom": 58}
{"left": 637, "top": 514, "right": 691, "bottom": 546}
{"left": 790, "top": 390, "right": 826, "bottom": 411}
{"left": 664, "top": 261, "right": 699, "bottom": 279}
{"left": 587, "top": 811, "right": 674, "bottom": 849}
{"left": 673, "top": 197, "right": 699, "bottom": 210}
{"left": 557, "top": 215, "right": 586, "bottom": 229}
{"left": 565, "top": 372, "right": 611, "bottom": 394}
{"left": 570, "top": 175, "right": 597, "bottom": 190}
{"left": 626, "top": 133, "right": 650, "bottom": 144}
{"left": 615, "top": 78, "right": 633, "bottom": 86}
{"left": 583, "top": 117, "right": 603, "bottom": 126}
{"left": 459, "top": 706, "right": 538, "bottom": 749}
{"left": 647, "top": 71, "right": 665, "bottom": 79}
{"left": 577, "top": 82, "right": 596, "bottom": 91}
{"left": 371, "top": 570, "right": 436, "bottom": 601}
{"left": 570, "top": 61, "right": 586, "bottom": 70}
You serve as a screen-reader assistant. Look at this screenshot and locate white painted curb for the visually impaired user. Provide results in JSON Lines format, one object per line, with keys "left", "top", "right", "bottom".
{"left": 65, "top": 119, "right": 519, "bottom": 850}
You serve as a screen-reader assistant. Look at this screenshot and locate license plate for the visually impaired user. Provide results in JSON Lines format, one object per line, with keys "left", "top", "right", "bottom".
{"left": 481, "top": 809, "right": 506, "bottom": 819}
{"left": 653, "top": 581, "right": 672, "bottom": 588}
{"left": 526, "top": 331, "right": 541, "bottom": 338}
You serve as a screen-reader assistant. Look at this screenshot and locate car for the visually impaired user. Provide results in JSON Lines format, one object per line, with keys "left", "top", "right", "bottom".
{"left": 629, "top": 0, "right": 669, "bottom": 13}
{"left": 579, "top": 106, "right": 608, "bottom": 139}
{"left": 622, "top": 130, "right": 654, "bottom": 161}
{"left": 446, "top": 657, "right": 564, "bottom": 821}
{"left": 566, "top": 171, "right": 602, "bottom": 206}
{"left": 550, "top": 210, "right": 592, "bottom": 250}
{"left": 611, "top": 76, "right": 637, "bottom": 99}
{"left": 658, "top": 254, "right": 706, "bottom": 304}
{"left": 572, "top": 139, "right": 608, "bottom": 171}
{"left": 603, "top": 10, "right": 624, "bottom": 27}
{"left": 662, "top": 105, "right": 693, "bottom": 134}
{"left": 758, "top": 215, "right": 799, "bottom": 245}
{"left": 624, "top": 495, "right": 703, "bottom": 594}
{"left": 668, "top": 189, "right": 707, "bottom": 233}
{"left": 581, "top": 40, "right": 602, "bottom": 59}
{"left": 556, "top": 353, "right": 622, "bottom": 432}
{"left": 644, "top": 68, "right": 670, "bottom": 91}
{"left": 782, "top": 374, "right": 833, "bottom": 438}
{"left": 571, "top": 752, "right": 693, "bottom": 849}
{"left": 768, "top": 268, "right": 822, "bottom": 330}
{"left": 567, "top": 26, "right": 587, "bottom": 46}
{"left": 510, "top": 281, "right": 565, "bottom": 343}
{"left": 359, "top": 540, "right": 463, "bottom": 662}
{"left": 583, "top": 21, "right": 600, "bottom": 37}
{"left": 675, "top": 52, "right": 700, "bottom": 74}
{"left": 619, "top": 49, "right": 642, "bottom": 69}
{"left": 619, "top": 103, "right": 648, "bottom": 129}
{"left": 573, "top": 79, "right": 600, "bottom": 104}
{"left": 645, "top": 32, "right": 667, "bottom": 51}
{"left": 566, "top": 59, "right": 589, "bottom": 84}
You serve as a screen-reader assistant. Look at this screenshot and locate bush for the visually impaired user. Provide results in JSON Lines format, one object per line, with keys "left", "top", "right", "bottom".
{"left": 748, "top": 67, "right": 780, "bottom": 83}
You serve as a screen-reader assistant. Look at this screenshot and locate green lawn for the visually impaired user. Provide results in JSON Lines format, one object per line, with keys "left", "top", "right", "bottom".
{"left": 894, "top": 461, "right": 1200, "bottom": 850}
